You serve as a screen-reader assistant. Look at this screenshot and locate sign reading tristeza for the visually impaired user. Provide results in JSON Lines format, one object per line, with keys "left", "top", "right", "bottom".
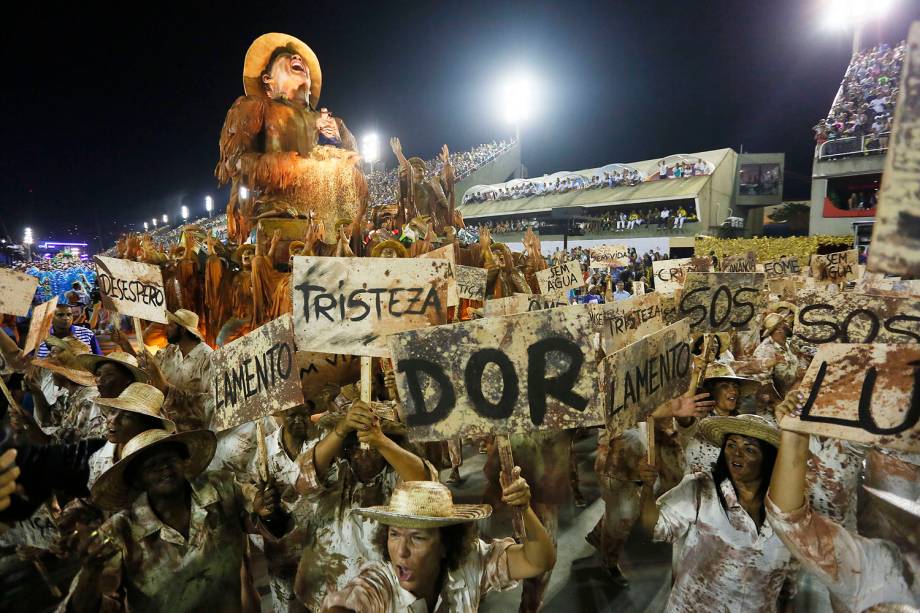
{"left": 588, "top": 292, "right": 664, "bottom": 355}
{"left": 292, "top": 256, "right": 451, "bottom": 357}
{"left": 0, "top": 269, "right": 39, "bottom": 317}
{"left": 780, "top": 343, "right": 920, "bottom": 452}
{"left": 535, "top": 261, "right": 584, "bottom": 294}
{"left": 94, "top": 255, "right": 168, "bottom": 324}
{"left": 211, "top": 314, "right": 301, "bottom": 431}
{"left": 388, "top": 304, "right": 603, "bottom": 441}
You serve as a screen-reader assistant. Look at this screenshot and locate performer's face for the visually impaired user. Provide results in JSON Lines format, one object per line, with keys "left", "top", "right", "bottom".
{"left": 166, "top": 321, "right": 183, "bottom": 344}
{"left": 386, "top": 526, "right": 445, "bottom": 596}
{"left": 724, "top": 434, "right": 765, "bottom": 484}
{"left": 134, "top": 448, "right": 187, "bottom": 498}
{"left": 712, "top": 381, "right": 739, "bottom": 414}
{"left": 104, "top": 407, "right": 151, "bottom": 445}
{"left": 282, "top": 404, "right": 311, "bottom": 439}
{"left": 264, "top": 52, "right": 311, "bottom": 102}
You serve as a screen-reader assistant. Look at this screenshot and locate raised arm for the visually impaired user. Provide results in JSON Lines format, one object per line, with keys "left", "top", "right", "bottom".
{"left": 502, "top": 468, "right": 557, "bottom": 579}
{"left": 767, "top": 391, "right": 810, "bottom": 512}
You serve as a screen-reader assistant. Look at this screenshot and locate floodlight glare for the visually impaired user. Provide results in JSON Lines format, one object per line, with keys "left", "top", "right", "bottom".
{"left": 361, "top": 133, "right": 380, "bottom": 165}
{"left": 499, "top": 72, "right": 538, "bottom": 125}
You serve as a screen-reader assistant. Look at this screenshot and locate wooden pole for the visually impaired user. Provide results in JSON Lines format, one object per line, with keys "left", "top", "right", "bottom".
{"left": 689, "top": 333, "right": 716, "bottom": 396}
{"left": 496, "top": 435, "right": 527, "bottom": 541}
{"left": 255, "top": 420, "right": 270, "bottom": 482}
{"left": 132, "top": 317, "right": 145, "bottom": 354}
{"left": 359, "top": 356, "right": 373, "bottom": 449}
{"left": 646, "top": 415, "right": 656, "bottom": 465}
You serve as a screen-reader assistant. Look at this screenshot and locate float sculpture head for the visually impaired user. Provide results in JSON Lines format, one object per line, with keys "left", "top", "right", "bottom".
{"left": 243, "top": 33, "right": 322, "bottom": 108}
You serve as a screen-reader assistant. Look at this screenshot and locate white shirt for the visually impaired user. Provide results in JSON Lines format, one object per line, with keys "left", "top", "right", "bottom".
{"left": 155, "top": 342, "right": 213, "bottom": 394}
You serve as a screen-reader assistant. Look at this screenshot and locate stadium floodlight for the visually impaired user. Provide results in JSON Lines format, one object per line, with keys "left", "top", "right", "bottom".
{"left": 239, "top": 185, "right": 249, "bottom": 200}
{"left": 823, "top": 0, "right": 896, "bottom": 53}
{"left": 181, "top": 205, "right": 189, "bottom": 221}
{"left": 361, "top": 133, "right": 380, "bottom": 172}
{"left": 205, "top": 195, "right": 213, "bottom": 217}
{"left": 152, "top": 217, "right": 157, "bottom": 228}
{"left": 162, "top": 214, "right": 168, "bottom": 224}
{"left": 144, "top": 221, "right": 149, "bottom": 231}
{"left": 498, "top": 71, "right": 538, "bottom": 127}
{"left": 23, "top": 227, "right": 33, "bottom": 245}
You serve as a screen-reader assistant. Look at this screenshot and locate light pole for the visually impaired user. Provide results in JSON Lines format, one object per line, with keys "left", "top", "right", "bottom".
{"left": 361, "top": 133, "right": 380, "bottom": 174}
{"left": 498, "top": 72, "right": 538, "bottom": 179}
{"left": 205, "top": 195, "right": 213, "bottom": 218}
{"left": 23, "top": 227, "right": 33, "bottom": 261}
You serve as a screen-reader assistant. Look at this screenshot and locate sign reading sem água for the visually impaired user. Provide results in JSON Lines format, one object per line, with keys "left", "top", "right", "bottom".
{"left": 291, "top": 256, "right": 451, "bottom": 357}
{"left": 535, "top": 260, "right": 584, "bottom": 295}
{"left": 211, "top": 314, "right": 301, "bottom": 431}
{"left": 387, "top": 304, "right": 603, "bottom": 441}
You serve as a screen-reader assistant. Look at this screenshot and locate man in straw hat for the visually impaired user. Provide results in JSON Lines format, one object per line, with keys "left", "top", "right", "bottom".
{"left": 215, "top": 32, "right": 361, "bottom": 244}
{"left": 639, "top": 413, "right": 795, "bottom": 612}
{"left": 14, "top": 336, "right": 102, "bottom": 445}
{"left": 322, "top": 469, "right": 556, "bottom": 612}
{"left": 751, "top": 305, "right": 806, "bottom": 398}
{"left": 767, "top": 393, "right": 919, "bottom": 610}
{"left": 64, "top": 428, "right": 288, "bottom": 612}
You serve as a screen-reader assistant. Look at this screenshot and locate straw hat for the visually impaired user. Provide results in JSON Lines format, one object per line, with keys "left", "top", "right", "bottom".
{"left": 371, "top": 239, "right": 408, "bottom": 258}
{"left": 864, "top": 486, "right": 920, "bottom": 520}
{"left": 95, "top": 382, "right": 175, "bottom": 431}
{"left": 762, "top": 312, "right": 793, "bottom": 339}
{"left": 33, "top": 336, "right": 97, "bottom": 386}
{"left": 354, "top": 481, "right": 492, "bottom": 529}
{"left": 243, "top": 33, "right": 322, "bottom": 108}
{"left": 167, "top": 309, "right": 204, "bottom": 340}
{"left": 702, "top": 361, "right": 757, "bottom": 386}
{"left": 76, "top": 351, "right": 149, "bottom": 384}
{"left": 698, "top": 414, "right": 781, "bottom": 449}
{"left": 91, "top": 428, "right": 217, "bottom": 511}
{"left": 766, "top": 301, "right": 798, "bottom": 316}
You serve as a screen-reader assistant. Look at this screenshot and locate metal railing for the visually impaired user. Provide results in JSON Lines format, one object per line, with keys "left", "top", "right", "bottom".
{"left": 816, "top": 132, "right": 890, "bottom": 161}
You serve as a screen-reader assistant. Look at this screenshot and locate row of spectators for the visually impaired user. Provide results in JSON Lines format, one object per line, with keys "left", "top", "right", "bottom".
{"left": 813, "top": 41, "right": 904, "bottom": 149}
{"left": 546, "top": 245, "right": 680, "bottom": 303}
{"left": 466, "top": 204, "right": 699, "bottom": 236}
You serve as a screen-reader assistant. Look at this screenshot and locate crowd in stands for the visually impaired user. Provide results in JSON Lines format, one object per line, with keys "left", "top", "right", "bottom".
{"left": 545, "top": 245, "right": 679, "bottom": 302}
{"left": 466, "top": 204, "right": 699, "bottom": 237}
{"left": 813, "top": 41, "right": 905, "bottom": 153}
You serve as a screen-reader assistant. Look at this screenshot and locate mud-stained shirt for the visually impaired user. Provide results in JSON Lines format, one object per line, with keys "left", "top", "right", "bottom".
{"left": 654, "top": 472, "right": 793, "bottom": 612}
{"left": 321, "top": 538, "right": 518, "bottom": 613}
{"left": 36, "top": 385, "right": 103, "bottom": 443}
{"left": 766, "top": 495, "right": 919, "bottom": 611}
{"left": 155, "top": 342, "right": 214, "bottom": 430}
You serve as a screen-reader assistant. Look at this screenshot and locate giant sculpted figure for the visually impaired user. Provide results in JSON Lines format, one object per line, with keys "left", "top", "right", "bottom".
{"left": 216, "top": 33, "right": 366, "bottom": 244}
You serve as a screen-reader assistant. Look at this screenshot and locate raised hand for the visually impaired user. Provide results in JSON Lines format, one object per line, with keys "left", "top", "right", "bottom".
{"left": 499, "top": 466, "right": 532, "bottom": 509}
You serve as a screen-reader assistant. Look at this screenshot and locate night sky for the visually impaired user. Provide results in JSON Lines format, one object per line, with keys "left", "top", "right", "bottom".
{"left": 3, "top": 0, "right": 918, "bottom": 250}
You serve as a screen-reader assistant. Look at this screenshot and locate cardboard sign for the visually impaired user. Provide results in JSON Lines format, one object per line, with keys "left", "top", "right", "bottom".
{"left": 632, "top": 281, "right": 646, "bottom": 296}
{"left": 810, "top": 250, "right": 859, "bottom": 285}
{"left": 455, "top": 265, "right": 488, "bottom": 302}
{"left": 652, "top": 258, "right": 693, "bottom": 294}
{"left": 535, "top": 261, "right": 584, "bottom": 295}
{"left": 291, "top": 256, "right": 451, "bottom": 357}
{"left": 678, "top": 272, "right": 766, "bottom": 333}
{"left": 763, "top": 257, "right": 802, "bottom": 279}
{"left": 768, "top": 277, "right": 799, "bottom": 301}
{"left": 602, "top": 319, "right": 693, "bottom": 437}
{"left": 211, "top": 314, "right": 301, "bottom": 431}
{"left": 869, "top": 22, "right": 920, "bottom": 279}
{"left": 482, "top": 293, "right": 569, "bottom": 318}
{"left": 590, "top": 244, "right": 630, "bottom": 268}
{"left": 0, "top": 269, "right": 39, "bottom": 317}
{"left": 794, "top": 290, "right": 920, "bottom": 344}
{"left": 23, "top": 297, "right": 59, "bottom": 356}
{"left": 94, "top": 255, "right": 168, "bottom": 324}
{"left": 780, "top": 343, "right": 920, "bottom": 452}
{"left": 419, "top": 244, "right": 458, "bottom": 306}
{"left": 720, "top": 251, "right": 757, "bottom": 273}
{"left": 588, "top": 293, "right": 664, "bottom": 355}
{"left": 856, "top": 274, "right": 920, "bottom": 298}
{"left": 388, "top": 304, "right": 603, "bottom": 441}
{"left": 296, "top": 351, "right": 361, "bottom": 400}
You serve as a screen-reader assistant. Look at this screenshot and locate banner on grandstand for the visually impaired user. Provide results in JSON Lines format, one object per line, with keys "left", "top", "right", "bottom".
{"left": 763, "top": 256, "right": 802, "bottom": 279}
{"left": 291, "top": 256, "right": 451, "bottom": 357}
{"left": 678, "top": 272, "right": 766, "bottom": 333}
{"left": 652, "top": 258, "right": 693, "bottom": 294}
{"left": 780, "top": 343, "right": 920, "bottom": 452}
{"left": 419, "top": 244, "right": 459, "bottom": 306}
{"left": 23, "top": 297, "right": 59, "bottom": 356}
{"left": 810, "top": 250, "right": 859, "bottom": 285}
{"left": 388, "top": 304, "right": 603, "bottom": 441}
{"left": 869, "top": 22, "right": 920, "bottom": 279}
{"left": 482, "top": 293, "right": 569, "bottom": 318}
{"left": 588, "top": 293, "right": 664, "bottom": 355}
{"left": 602, "top": 319, "right": 692, "bottom": 437}
{"left": 455, "top": 266, "right": 488, "bottom": 302}
{"left": 0, "top": 269, "right": 39, "bottom": 317}
{"left": 94, "top": 255, "right": 168, "bottom": 324}
{"left": 535, "top": 261, "right": 584, "bottom": 295}
{"left": 210, "top": 314, "right": 301, "bottom": 431}
{"left": 794, "top": 290, "right": 920, "bottom": 344}
{"left": 590, "top": 244, "right": 630, "bottom": 268}
{"left": 720, "top": 251, "right": 757, "bottom": 273}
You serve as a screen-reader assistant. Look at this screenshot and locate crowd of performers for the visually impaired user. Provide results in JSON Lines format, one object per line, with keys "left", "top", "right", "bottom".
{"left": 0, "top": 31, "right": 916, "bottom": 613}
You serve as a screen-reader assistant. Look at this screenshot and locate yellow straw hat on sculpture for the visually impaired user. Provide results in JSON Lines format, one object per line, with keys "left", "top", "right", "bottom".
{"left": 698, "top": 414, "right": 781, "bottom": 449}
{"left": 243, "top": 33, "right": 322, "bottom": 108}
{"left": 354, "top": 481, "right": 492, "bottom": 529}
{"left": 91, "top": 429, "right": 217, "bottom": 511}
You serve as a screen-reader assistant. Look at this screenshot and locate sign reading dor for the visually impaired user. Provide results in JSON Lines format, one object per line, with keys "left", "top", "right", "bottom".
{"left": 387, "top": 304, "right": 603, "bottom": 441}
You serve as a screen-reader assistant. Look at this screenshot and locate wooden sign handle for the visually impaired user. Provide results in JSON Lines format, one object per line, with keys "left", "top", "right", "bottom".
{"left": 496, "top": 435, "right": 527, "bottom": 541}
{"left": 646, "top": 416, "right": 656, "bottom": 465}
{"left": 359, "top": 356, "right": 373, "bottom": 450}
{"left": 689, "top": 333, "right": 715, "bottom": 396}
{"left": 256, "top": 420, "right": 271, "bottom": 482}
{"left": 132, "top": 317, "right": 145, "bottom": 354}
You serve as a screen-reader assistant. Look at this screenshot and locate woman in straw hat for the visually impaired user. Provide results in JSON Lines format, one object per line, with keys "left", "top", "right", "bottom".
{"left": 15, "top": 336, "right": 102, "bottom": 445}
{"left": 752, "top": 307, "right": 806, "bottom": 398}
{"left": 639, "top": 414, "right": 794, "bottom": 612}
{"left": 64, "top": 428, "right": 287, "bottom": 613}
{"left": 322, "top": 469, "right": 555, "bottom": 612}
{"left": 767, "top": 393, "right": 919, "bottom": 611}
